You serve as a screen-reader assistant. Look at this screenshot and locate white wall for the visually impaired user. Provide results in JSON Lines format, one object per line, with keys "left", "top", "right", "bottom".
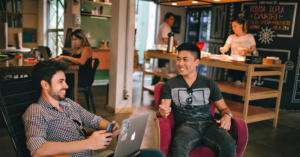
{"left": 156, "top": 5, "right": 187, "bottom": 44}
{"left": 37, "top": 0, "right": 47, "bottom": 46}
{"left": 108, "top": 0, "right": 135, "bottom": 113}
{"left": 64, "top": 0, "right": 80, "bottom": 48}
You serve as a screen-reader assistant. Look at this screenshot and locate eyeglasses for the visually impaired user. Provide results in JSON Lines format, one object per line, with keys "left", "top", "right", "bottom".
{"left": 185, "top": 88, "right": 193, "bottom": 109}
{"left": 73, "top": 119, "right": 87, "bottom": 137}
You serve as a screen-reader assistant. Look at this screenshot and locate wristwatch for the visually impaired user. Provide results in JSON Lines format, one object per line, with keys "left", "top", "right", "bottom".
{"left": 224, "top": 112, "right": 233, "bottom": 118}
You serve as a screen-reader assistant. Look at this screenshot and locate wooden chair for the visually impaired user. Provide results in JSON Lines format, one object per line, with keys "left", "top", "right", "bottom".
{"left": 78, "top": 58, "right": 100, "bottom": 114}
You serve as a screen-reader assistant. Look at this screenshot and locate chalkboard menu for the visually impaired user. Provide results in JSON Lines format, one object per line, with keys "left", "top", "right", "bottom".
{"left": 243, "top": 1, "right": 297, "bottom": 42}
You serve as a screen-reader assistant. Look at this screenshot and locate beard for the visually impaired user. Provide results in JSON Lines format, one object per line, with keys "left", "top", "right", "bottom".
{"left": 49, "top": 88, "right": 67, "bottom": 101}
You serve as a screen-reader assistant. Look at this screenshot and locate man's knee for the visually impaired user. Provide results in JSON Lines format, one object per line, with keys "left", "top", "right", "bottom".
{"left": 227, "top": 137, "right": 236, "bottom": 150}
{"left": 221, "top": 137, "right": 236, "bottom": 156}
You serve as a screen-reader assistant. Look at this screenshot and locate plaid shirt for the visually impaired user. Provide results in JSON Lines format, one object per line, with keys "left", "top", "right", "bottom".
{"left": 23, "top": 97, "right": 103, "bottom": 157}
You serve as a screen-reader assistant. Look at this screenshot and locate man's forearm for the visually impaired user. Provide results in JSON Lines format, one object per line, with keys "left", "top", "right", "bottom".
{"left": 33, "top": 140, "right": 90, "bottom": 157}
{"left": 219, "top": 108, "right": 231, "bottom": 117}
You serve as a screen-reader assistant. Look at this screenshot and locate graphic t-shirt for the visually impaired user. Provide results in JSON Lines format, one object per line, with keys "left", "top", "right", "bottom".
{"left": 226, "top": 34, "right": 256, "bottom": 56}
{"left": 161, "top": 75, "right": 223, "bottom": 125}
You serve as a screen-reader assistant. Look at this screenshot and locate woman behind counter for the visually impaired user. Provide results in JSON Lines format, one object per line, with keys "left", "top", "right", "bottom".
{"left": 55, "top": 29, "right": 93, "bottom": 98}
{"left": 220, "top": 18, "right": 256, "bottom": 56}
{"left": 220, "top": 18, "right": 257, "bottom": 84}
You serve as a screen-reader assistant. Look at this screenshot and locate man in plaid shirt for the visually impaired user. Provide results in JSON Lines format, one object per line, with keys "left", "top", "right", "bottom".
{"left": 23, "top": 60, "right": 164, "bottom": 157}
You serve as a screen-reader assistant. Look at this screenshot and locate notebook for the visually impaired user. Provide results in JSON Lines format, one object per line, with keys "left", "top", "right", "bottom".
{"left": 95, "top": 113, "right": 150, "bottom": 157}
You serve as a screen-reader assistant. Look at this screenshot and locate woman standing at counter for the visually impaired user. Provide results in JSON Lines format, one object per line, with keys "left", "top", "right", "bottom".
{"left": 220, "top": 18, "right": 257, "bottom": 84}
{"left": 220, "top": 18, "right": 256, "bottom": 56}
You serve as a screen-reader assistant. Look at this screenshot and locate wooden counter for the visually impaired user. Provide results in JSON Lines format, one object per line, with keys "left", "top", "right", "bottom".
{"left": 142, "top": 50, "right": 285, "bottom": 128}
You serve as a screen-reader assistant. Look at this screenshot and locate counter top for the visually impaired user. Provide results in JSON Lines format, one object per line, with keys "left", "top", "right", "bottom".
{"left": 62, "top": 48, "right": 110, "bottom": 53}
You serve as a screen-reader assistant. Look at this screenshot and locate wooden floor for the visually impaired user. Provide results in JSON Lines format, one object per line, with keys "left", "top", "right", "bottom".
{"left": 0, "top": 72, "right": 300, "bottom": 156}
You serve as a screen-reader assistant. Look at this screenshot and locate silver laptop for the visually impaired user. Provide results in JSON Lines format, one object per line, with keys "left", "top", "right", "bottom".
{"left": 96, "top": 113, "right": 150, "bottom": 157}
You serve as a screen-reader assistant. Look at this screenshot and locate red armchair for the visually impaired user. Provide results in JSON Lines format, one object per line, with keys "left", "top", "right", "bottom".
{"left": 154, "top": 83, "right": 248, "bottom": 157}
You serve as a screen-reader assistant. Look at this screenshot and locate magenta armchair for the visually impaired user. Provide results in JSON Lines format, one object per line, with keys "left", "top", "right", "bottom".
{"left": 154, "top": 83, "right": 248, "bottom": 157}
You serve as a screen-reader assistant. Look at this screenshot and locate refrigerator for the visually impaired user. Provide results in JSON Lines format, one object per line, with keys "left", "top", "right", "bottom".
{"left": 185, "top": 8, "right": 212, "bottom": 76}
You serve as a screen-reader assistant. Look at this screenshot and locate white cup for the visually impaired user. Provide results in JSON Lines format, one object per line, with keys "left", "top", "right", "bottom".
{"left": 232, "top": 55, "right": 239, "bottom": 60}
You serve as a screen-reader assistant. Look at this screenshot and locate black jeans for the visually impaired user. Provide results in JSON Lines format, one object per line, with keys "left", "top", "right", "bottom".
{"left": 136, "top": 148, "right": 165, "bottom": 157}
{"left": 172, "top": 120, "right": 236, "bottom": 157}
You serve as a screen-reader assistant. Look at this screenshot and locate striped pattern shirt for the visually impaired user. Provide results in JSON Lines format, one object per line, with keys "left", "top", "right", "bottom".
{"left": 22, "top": 97, "right": 103, "bottom": 157}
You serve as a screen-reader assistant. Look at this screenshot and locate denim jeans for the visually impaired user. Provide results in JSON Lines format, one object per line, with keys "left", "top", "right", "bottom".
{"left": 172, "top": 120, "right": 236, "bottom": 157}
{"left": 136, "top": 148, "right": 165, "bottom": 157}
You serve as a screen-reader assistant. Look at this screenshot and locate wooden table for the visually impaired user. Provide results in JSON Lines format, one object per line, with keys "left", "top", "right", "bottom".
{"left": 142, "top": 50, "right": 285, "bottom": 128}
{"left": 0, "top": 60, "right": 79, "bottom": 102}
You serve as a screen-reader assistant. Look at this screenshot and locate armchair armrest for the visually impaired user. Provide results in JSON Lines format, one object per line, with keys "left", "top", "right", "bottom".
{"left": 229, "top": 118, "right": 248, "bottom": 157}
{"left": 158, "top": 117, "right": 172, "bottom": 157}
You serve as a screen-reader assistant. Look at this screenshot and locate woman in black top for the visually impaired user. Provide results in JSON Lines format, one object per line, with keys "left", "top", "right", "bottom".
{"left": 55, "top": 29, "right": 93, "bottom": 98}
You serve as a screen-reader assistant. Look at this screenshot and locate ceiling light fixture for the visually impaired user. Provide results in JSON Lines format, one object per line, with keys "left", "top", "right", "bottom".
{"left": 192, "top": 1, "right": 198, "bottom": 3}
{"left": 172, "top": 3, "right": 177, "bottom": 5}
{"left": 214, "top": 0, "right": 220, "bottom": 1}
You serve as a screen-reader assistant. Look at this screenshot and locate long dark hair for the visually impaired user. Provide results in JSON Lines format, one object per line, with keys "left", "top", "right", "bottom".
{"left": 71, "top": 29, "right": 91, "bottom": 47}
{"left": 233, "top": 18, "right": 248, "bottom": 33}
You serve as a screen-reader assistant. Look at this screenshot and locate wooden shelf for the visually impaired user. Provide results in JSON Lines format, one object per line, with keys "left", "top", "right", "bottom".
{"left": 223, "top": 99, "right": 275, "bottom": 123}
{"left": 2, "top": 0, "right": 38, "bottom": 49}
{"left": 7, "top": 12, "right": 22, "bottom": 15}
{"left": 143, "top": 85, "right": 155, "bottom": 93}
{"left": 144, "top": 70, "right": 176, "bottom": 80}
{"left": 215, "top": 81, "right": 278, "bottom": 100}
{"left": 145, "top": 50, "right": 177, "bottom": 60}
{"left": 144, "top": 69, "right": 278, "bottom": 100}
{"left": 81, "top": 13, "right": 111, "bottom": 18}
{"left": 81, "top": 1, "right": 112, "bottom": 6}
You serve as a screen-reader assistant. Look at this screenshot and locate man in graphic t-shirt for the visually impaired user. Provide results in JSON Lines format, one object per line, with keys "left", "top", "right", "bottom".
{"left": 156, "top": 43, "right": 236, "bottom": 157}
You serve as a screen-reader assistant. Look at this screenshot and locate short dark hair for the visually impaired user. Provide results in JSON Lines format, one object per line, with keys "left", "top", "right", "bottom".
{"left": 176, "top": 43, "right": 201, "bottom": 60}
{"left": 164, "top": 12, "right": 174, "bottom": 21}
{"left": 31, "top": 60, "right": 69, "bottom": 92}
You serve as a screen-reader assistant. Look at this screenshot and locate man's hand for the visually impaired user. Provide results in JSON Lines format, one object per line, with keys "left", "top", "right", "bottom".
{"left": 215, "top": 114, "right": 231, "bottom": 131}
{"left": 111, "top": 120, "right": 120, "bottom": 137}
{"left": 87, "top": 130, "right": 113, "bottom": 150}
{"left": 158, "top": 100, "right": 171, "bottom": 118}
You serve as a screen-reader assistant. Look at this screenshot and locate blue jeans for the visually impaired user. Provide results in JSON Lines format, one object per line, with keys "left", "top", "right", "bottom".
{"left": 172, "top": 120, "right": 236, "bottom": 157}
{"left": 136, "top": 148, "right": 165, "bottom": 157}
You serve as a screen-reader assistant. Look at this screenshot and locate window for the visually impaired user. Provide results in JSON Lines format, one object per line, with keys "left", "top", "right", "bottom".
{"left": 135, "top": 1, "right": 157, "bottom": 64}
{"left": 47, "top": 0, "right": 64, "bottom": 56}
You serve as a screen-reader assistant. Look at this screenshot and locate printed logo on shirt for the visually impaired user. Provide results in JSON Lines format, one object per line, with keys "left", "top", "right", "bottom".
{"left": 171, "top": 88, "right": 210, "bottom": 107}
